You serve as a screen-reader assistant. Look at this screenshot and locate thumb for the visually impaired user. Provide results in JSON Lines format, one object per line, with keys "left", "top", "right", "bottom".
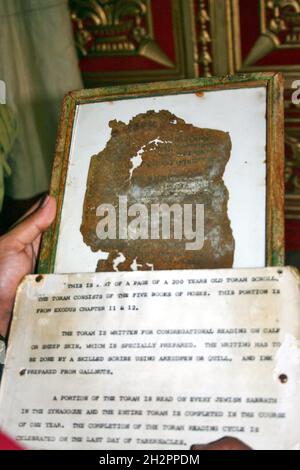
{"left": 8, "top": 196, "right": 56, "bottom": 248}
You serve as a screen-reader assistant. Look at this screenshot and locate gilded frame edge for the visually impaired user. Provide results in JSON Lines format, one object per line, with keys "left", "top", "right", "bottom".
{"left": 38, "top": 72, "right": 285, "bottom": 274}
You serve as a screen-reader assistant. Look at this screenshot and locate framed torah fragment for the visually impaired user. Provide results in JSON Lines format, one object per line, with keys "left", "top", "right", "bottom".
{"left": 39, "top": 73, "right": 285, "bottom": 274}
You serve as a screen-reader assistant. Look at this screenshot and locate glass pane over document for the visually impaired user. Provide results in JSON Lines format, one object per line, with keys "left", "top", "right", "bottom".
{"left": 54, "top": 88, "right": 267, "bottom": 273}
{"left": 0, "top": 268, "right": 299, "bottom": 450}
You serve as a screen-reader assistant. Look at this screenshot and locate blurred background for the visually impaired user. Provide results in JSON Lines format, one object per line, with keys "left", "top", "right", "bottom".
{"left": 0, "top": 0, "right": 299, "bottom": 266}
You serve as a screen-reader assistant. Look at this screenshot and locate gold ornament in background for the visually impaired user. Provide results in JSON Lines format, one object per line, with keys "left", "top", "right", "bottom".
{"left": 243, "top": 0, "right": 300, "bottom": 67}
{"left": 267, "top": 0, "right": 300, "bottom": 44}
{"left": 69, "top": 0, "right": 174, "bottom": 67}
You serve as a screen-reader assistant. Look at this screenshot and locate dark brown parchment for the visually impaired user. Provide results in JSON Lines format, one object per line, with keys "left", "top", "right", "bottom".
{"left": 80, "top": 110, "right": 234, "bottom": 271}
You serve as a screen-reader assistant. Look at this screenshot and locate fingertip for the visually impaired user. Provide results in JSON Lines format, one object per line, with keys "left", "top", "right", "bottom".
{"left": 40, "top": 194, "right": 50, "bottom": 208}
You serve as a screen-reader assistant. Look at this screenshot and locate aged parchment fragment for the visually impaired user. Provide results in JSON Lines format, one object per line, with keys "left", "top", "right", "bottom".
{"left": 81, "top": 110, "right": 234, "bottom": 271}
{"left": 0, "top": 268, "right": 299, "bottom": 450}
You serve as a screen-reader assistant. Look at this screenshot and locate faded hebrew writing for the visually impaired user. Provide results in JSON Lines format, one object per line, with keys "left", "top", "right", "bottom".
{"left": 81, "top": 110, "right": 234, "bottom": 272}
{"left": 0, "top": 268, "right": 300, "bottom": 450}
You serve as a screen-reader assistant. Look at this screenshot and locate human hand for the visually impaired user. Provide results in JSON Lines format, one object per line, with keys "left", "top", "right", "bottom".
{"left": 0, "top": 195, "right": 56, "bottom": 337}
{"left": 191, "top": 437, "right": 252, "bottom": 451}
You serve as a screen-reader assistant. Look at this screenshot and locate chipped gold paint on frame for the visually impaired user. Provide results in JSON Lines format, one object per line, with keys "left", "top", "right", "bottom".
{"left": 38, "top": 73, "right": 285, "bottom": 274}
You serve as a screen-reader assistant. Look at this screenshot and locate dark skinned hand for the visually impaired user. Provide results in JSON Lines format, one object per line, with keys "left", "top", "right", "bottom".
{"left": 0, "top": 196, "right": 56, "bottom": 337}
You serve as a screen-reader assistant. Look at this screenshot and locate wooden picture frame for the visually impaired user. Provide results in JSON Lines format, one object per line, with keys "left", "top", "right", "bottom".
{"left": 38, "top": 73, "right": 285, "bottom": 274}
